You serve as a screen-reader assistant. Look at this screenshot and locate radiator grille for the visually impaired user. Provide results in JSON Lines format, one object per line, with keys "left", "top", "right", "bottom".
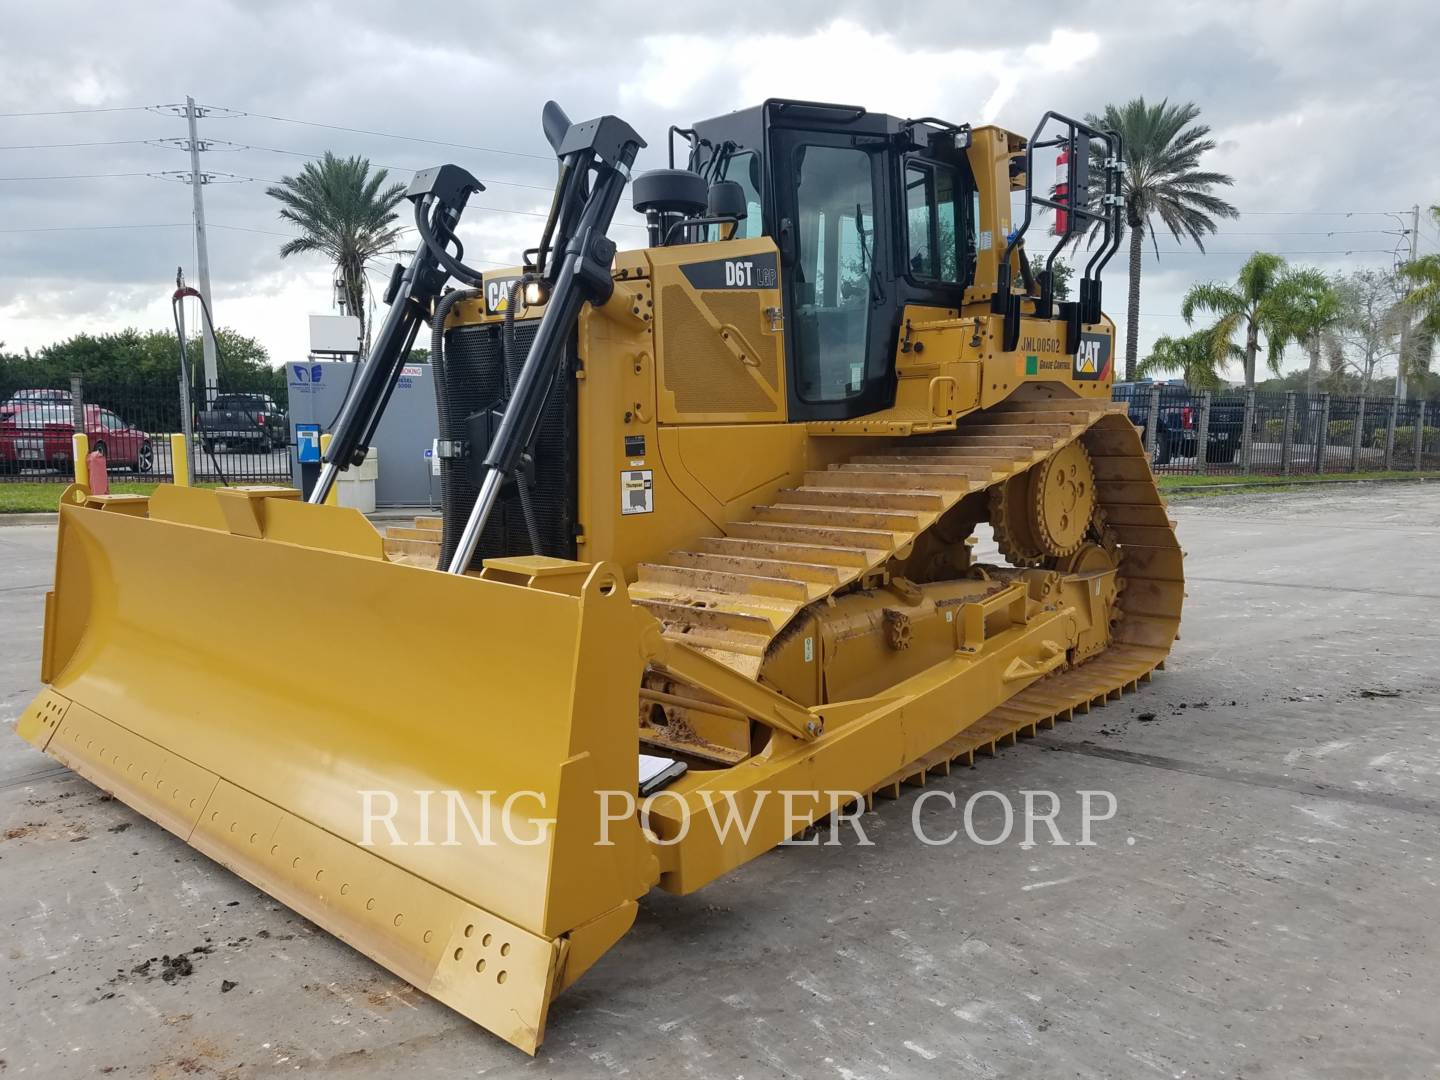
{"left": 441, "top": 322, "right": 577, "bottom": 570}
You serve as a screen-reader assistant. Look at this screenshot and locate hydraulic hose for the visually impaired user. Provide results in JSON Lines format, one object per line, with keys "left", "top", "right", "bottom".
{"left": 415, "top": 197, "right": 488, "bottom": 288}
{"left": 171, "top": 289, "right": 231, "bottom": 486}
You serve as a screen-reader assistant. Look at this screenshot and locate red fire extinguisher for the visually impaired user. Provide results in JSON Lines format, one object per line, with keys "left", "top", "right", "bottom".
{"left": 1053, "top": 143, "right": 1071, "bottom": 236}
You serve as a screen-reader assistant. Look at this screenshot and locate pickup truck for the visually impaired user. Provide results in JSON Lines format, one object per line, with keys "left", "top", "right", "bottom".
{"left": 1112, "top": 382, "right": 1243, "bottom": 465}
{"left": 197, "top": 393, "right": 288, "bottom": 452}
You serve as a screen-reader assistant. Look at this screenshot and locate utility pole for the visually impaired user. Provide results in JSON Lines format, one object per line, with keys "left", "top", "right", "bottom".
{"left": 184, "top": 96, "right": 218, "bottom": 405}
{"left": 1396, "top": 203, "right": 1419, "bottom": 401}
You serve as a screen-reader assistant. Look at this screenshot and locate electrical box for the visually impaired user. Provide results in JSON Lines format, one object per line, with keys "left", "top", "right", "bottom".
{"left": 309, "top": 315, "right": 362, "bottom": 355}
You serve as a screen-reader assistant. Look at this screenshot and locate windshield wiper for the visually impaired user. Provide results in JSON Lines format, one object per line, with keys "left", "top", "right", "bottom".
{"left": 854, "top": 202, "right": 884, "bottom": 304}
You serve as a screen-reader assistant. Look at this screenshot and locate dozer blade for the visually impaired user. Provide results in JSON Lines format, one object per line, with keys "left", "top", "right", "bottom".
{"left": 17, "top": 486, "right": 659, "bottom": 1054}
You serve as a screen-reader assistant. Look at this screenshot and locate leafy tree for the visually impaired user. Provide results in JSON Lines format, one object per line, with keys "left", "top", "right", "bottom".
{"left": 5, "top": 328, "right": 272, "bottom": 387}
{"left": 1326, "top": 267, "right": 1408, "bottom": 394}
{"left": 1137, "top": 328, "right": 1237, "bottom": 389}
{"left": 1254, "top": 368, "right": 1327, "bottom": 393}
{"left": 266, "top": 152, "right": 406, "bottom": 350}
{"left": 1, "top": 328, "right": 280, "bottom": 430}
{"left": 1084, "top": 98, "right": 1239, "bottom": 380}
{"left": 1180, "top": 253, "right": 1325, "bottom": 388}
{"left": 1041, "top": 257, "right": 1073, "bottom": 301}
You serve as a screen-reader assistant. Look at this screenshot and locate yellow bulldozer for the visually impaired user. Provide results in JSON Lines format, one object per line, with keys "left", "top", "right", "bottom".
{"left": 18, "top": 100, "right": 1181, "bottom": 1053}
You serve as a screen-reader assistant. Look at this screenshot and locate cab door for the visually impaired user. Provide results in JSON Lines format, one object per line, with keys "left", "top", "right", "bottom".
{"left": 769, "top": 126, "right": 896, "bottom": 421}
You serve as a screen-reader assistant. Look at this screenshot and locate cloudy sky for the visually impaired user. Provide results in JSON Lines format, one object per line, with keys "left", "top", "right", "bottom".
{"left": 3, "top": 0, "right": 1438, "bottom": 377}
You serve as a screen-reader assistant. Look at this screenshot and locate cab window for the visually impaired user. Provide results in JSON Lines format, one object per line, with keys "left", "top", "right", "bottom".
{"left": 791, "top": 143, "right": 877, "bottom": 403}
{"left": 904, "top": 161, "right": 962, "bottom": 284}
{"left": 708, "top": 150, "right": 763, "bottom": 240}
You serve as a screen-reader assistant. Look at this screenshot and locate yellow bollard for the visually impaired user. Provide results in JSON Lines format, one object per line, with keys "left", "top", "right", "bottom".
{"left": 318, "top": 433, "right": 339, "bottom": 506}
{"left": 71, "top": 433, "right": 89, "bottom": 488}
{"left": 170, "top": 433, "right": 191, "bottom": 487}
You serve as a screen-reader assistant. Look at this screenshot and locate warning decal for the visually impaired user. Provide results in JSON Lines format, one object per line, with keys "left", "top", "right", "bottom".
{"left": 621, "top": 469, "right": 653, "bottom": 515}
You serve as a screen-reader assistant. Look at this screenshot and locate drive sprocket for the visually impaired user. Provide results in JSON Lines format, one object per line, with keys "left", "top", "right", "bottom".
{"left": 991, "top": 439, "right": 1097, "bottom": 564}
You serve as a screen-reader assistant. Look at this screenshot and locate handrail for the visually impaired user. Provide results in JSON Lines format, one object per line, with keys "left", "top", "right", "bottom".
{"left": 992, "top": 111, "right": 1124, "bottom": 350}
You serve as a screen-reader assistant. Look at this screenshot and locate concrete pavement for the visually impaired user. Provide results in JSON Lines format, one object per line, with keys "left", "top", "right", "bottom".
{"left": 2, "top": 486, "right": 1438, "bottom": 1078}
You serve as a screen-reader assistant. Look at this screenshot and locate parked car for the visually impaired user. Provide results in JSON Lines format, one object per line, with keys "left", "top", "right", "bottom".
{"left": 197, "top": 393, "right": 287, "bottom": 451}
{"left": 3, "top": 388, "right": 71, "bottom": 408}
{"left": 1112, "top": 381, "right": 1243, "bottom": 465}
{"left": 0, "top": 404, "right": 154, "bottom": 474}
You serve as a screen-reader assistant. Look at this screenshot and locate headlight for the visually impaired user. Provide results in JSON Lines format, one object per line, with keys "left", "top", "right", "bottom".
{"left": 522, "top": 280, "right": 550, "bottom": 307}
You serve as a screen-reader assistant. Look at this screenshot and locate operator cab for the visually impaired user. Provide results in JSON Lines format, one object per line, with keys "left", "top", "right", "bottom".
{"left": 679, "top": 100, "right": 982, "bottom": 422}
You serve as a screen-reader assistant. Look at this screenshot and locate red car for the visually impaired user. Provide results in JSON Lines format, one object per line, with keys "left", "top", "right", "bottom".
{"left": 4, "top": 388, "right": 71, "bottom": 407}
{"left": 0, "top": 403, "right": 154, "bottom": 474}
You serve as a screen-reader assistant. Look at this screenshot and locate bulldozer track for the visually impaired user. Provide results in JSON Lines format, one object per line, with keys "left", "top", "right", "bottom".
{"left": 629, "top": 397, "right": 1184, "bottom": 776}
{"left": 379, "top": 400, "right": 1186, "bottom": 785}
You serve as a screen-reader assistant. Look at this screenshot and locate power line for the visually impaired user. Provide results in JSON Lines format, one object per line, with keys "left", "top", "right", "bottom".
{"left": 207, "top": 222, "right": 294, "bottom": 238}
{"left": 8, "top": 145, "right": 1394, "bottom": 227}
{"left": 0, "top": 105, "right": 149, "bottom": 118}
{"left": 212, "top": 221, "right": 515, "bottom": 266}
{"left": 7, "top": 108, "right": 1413, "bottom": 228}
{"left": 1139, "top": 248, "right": 1399, "bottom": 256}
{"left": 0, "top": 139, "right": 154, "bottom": 150}
{"left": 0, "top": 170, "right": 153, "bottom": 180}
{"left": 1, "top": 101, "right": 555, "bottom": 173}
{"left": 1033, "top": 246, "right": 1399, "bottom": 259}
{"left": 0, "top": 221, "right": 190, "bottom": 233}
{"left": 1204, "top": 229, "right": 1405, "bottom": 237}
{"left": 0, "top": 168, "right": 646, "bottom": 228}
{"left": 215, "top": 105, "right": 554, "bottom": 163}
{"left": 0, "top": 218, "right": 548, "bottom": 268}
{"left": 1, "top": 133, "right": 557, "bottom": 194}
{"left": 1233, "top": 209, "right": 1410, "bottom": 217}
{"left": 0, "top": 103, "right": 1424, "bottom": 230}
{"left": 148, "top": 170, "right": 272, "bottom": 184}
{"left": 208, "top": 140, "right": 556, "bottom": 192}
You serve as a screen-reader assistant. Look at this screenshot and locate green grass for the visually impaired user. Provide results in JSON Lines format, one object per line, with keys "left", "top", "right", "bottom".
{"left": 0, "top": 481, "right": 158, "bottom": 513}
{"left": 0, "top": 480, "right": 225, "bottom": 513}
{"left": 1158, "top": 470, "right": 1440, "bottom": 497}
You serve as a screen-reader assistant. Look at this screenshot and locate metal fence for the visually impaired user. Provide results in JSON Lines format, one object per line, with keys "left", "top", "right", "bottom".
{"left": 7, "top": 370, "right": 1437, "bottom": 487}
{"left": 1, "top": 375, "right": 293, "bottom": 485}
{"left": 1114, "top": 383, "right": 1440, "bottom": 476}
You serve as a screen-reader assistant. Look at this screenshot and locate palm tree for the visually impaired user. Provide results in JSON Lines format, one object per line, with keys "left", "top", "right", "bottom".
{"left": 1084, "top": 98, "right": 1239, "bottom": 381}
{"left": 1137, "top": 328, "right": 1237, "bottom": 389}
{"left": 1402, "top": 254, "right": 1440, "bottom": 336}
{"left": 1181, "top": 253, "right": 1322, "bottom": 389}
{"left": 1400, "top": 206, "right": 1440, "bottom": 326}
{"left": 266, "top": 153, "right": 406, "bottom": 350}
{"left": 1280, "top": 271, "right": 1346, "bottom": 397}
